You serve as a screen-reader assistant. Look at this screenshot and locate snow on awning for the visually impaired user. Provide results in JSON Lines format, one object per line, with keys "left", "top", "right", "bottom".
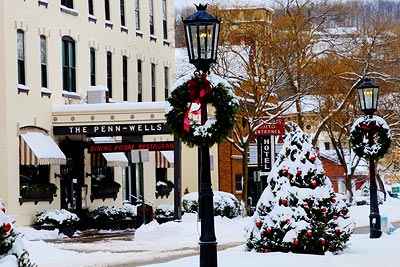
{"left": 156, "top": 151, "right": 174, "bottom": 168}
{"left": 19, "top": 128, "right": 66, "bottom": 165}
{"left": 91, "top": 137, "right": 129, "bottom": 167}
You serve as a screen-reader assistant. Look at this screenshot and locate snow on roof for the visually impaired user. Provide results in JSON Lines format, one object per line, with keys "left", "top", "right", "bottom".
{"left": 281, "top": 95, "right": 322, "bottom": 115}
{"left": 53, "top": 101, "right": 168, "bottom": 113}
{"left": 319, "top": 149, "right": 369, "bottom": 175}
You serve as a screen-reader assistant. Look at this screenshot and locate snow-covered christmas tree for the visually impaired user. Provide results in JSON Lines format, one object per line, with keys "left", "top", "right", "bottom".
{"left": 0, "top": 199, "right": 36, "bottom": 267}
{"left": 246, "top": 125, "right": 354, "bottom": 255}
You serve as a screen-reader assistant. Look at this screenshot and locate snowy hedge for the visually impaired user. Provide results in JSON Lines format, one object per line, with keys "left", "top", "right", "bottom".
{"left": 35, "top": 209, "right": 79, "bottom": 226}
{"left": 183, "top": 191, "right": 242, "bottom": 218}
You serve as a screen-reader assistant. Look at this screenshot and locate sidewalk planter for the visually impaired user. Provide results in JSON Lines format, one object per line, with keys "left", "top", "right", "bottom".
{"left": 35, "top": 209, "right": 79, "bottom": 237}
{"left": 19, "top": 183, "right": 57, "bottom": 205}
{"left": 90, "top": 181, "right": 121, "bottom": 202}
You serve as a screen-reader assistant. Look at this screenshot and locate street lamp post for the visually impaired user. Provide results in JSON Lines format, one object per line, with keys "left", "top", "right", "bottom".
{"left": 357, "top": 78, "right": 382, "bottom": 239}
{"left": 183, "top": 4, "right": 221, "bottom": 267}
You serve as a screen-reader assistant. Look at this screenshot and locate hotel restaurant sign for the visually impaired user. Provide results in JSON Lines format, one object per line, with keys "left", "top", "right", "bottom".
{"left": 53, "top": 123, "right": 170, "bottom": 136}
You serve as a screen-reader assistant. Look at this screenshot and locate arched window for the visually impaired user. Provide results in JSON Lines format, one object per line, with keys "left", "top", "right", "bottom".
{"left": 62, "top": 36, "right": 76, "bottom": 92}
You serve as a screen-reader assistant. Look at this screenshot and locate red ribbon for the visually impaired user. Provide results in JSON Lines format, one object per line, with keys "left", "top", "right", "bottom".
{"left": 184, "top": 73, "right": 212, "bottom": 132}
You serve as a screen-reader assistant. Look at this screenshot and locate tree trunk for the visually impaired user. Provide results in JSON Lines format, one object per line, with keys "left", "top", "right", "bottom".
{"left": 345, "top": 174, "right": 353, "bottom": 203}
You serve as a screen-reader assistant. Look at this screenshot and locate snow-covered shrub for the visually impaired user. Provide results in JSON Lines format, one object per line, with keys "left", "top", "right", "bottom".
{"left": 183, "top": 191, "right": 242, "bottom": 218}
{"left": 122, "top": 202, "right": 138, "bottom": 217}
{"left": 88, "top": 206, "right": 129, "bottom": 222}
{"left": 155, "top": 204, "right": 174, "bottom": 218}
{"left": 35, "top": 209, "right": 79, "bottom": 226}
{"left": 0, "top": 199, "right": 36, "bottom": 267}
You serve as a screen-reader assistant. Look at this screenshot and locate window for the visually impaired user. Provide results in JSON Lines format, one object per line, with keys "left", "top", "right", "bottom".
{"left": 105, "top": 0, "right": 110, "bottom": 21}
{"left": 107, "top": 51, "right": 112, "bottom": 98}
{"left": 40, "top": 35, "right": 47, "bottom": 88}
{"left": 62, "top": 36, "right": 76, "bottom": 92}
{"left": 122, "top": 56, "right": 128, "bottom": 101}
{"left": 164, "top": 67, "right": 169, "bottom": 99}
{"left": 235, "top": 174, "right": 243, "bottom": 191}
{"left": 149, "top": 0, "right": 154, "bottom": 35}
{"left": 162, "top": 0, "right": 167, "bottom": 40}
{"left": 137, "top": 60, "right": 142, "bottom": 102}
{"left": 120, "top": 0, "right": 125, "bottom": 26}
{"left": 17, "top": 30, "right": 25, "bottom": 85}
{"left": 61, "top": 0, "right": 73, "bottom": 8}
{"left": 88, "top": 0, "right": 94, "bottom": 15}
{"left": 90, "top": 48, "right": 96, "bottom": 86}
{"left": 151, "top": 63, "right": 156, "bottom": 101}
{"left": 135, "top": 0, "right": 140, "bottom": 31}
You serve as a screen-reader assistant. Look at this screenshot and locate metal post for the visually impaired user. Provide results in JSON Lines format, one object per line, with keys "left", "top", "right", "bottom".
{"left": 174, "top": 136, "right": 182, "bottom": 221}
{"left": 139, "top": 151, "right": 146, "bottom": 225}
{"left": 199, "top": 146, "right": 217, "bottom": 267}
{"left": 369, "top": 125, "right": 381, "bottom": 238}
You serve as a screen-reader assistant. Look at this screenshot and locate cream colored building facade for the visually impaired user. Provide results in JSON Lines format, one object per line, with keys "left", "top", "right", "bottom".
{"left": 0, "top": 0, "right": 219, "bottom": 225}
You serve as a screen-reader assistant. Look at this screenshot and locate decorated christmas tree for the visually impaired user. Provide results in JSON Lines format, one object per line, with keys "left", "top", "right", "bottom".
{"left": 0, "top": 200, "right": 36, "bottom": 267}
{"left": 246, "top": 125, "right": 354, "bottom": 255}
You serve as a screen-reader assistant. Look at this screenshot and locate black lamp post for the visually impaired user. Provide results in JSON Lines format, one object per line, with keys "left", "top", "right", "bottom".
{"left": 357, "top": 78, "right": 382, "bottom": 239}
{"left": 183, "top": 4, "right": 220, "bottom": 267}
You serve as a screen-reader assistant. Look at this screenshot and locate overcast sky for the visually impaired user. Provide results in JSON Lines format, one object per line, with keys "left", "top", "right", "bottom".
{"left": 174, "top": 0, "right": 274, "bottom": 10}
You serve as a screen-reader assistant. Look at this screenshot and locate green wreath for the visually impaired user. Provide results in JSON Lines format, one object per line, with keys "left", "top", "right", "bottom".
{"left": 350, "top": 116, "right": 391, "bottom": 160}
{"left": 166, "top": 73, "right": 238, "bottom": 148}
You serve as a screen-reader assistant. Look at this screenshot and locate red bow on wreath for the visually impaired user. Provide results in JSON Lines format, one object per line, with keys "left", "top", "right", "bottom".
{"left": 184, "top": 73, "right": 212, "bottom": 132}
{"left": 360, "top": 123, "right": 381, "bottom": 135}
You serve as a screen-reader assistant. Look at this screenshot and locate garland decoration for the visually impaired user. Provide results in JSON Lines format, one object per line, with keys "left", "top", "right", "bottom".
{"left": 350, "top": 115, "right": 391, "bottom": 160}
{"left": 166, "top": 73, "right": 238, "bottom": 148}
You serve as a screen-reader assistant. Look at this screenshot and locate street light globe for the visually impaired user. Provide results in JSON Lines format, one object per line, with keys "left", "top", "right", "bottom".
{"left": 357, "top": 78, "right": 379, "bottom": 116}
{"left": 182, "top": 4, "right": 221, "bottom": 73}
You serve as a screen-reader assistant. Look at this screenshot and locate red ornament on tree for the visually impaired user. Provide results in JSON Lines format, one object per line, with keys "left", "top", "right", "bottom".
{"left": 293, "top": 239, "right": 299, "bottom": 245}
{"left": 283, "top": 168, "right": 288, "bottom": 174}
{"left": 331, "top": 198, "right": 337, "bottom": 203}
{"left": 303, "top": 203, "right": 308, "bottom": 208}
{"left": 285, "top": 218, "right": 291, "bottom": 224}
{"left": 310, "top": 155, "right": 316, "bottom": 161}
{"left": 335, "top": 228, "right": 340, "bottom": 234}
{"left": 266, "top": 227, "right": 272, "bottom": 234}
{"left": 342, "top": 209, "right": 348, "bottom": 216}
{"left": 264, "top": 249, "right": 269, "bottom": 253}
{"left": 311, "top": 180, "right": 317, "bottom": 187}
{"left": 281, "top": 199, "right": 288, "bottom": 206}
{"left": 307, "top": 230, "right": 313, "bottom": 237}
{"left": 321, "top": 207, "right": 327, "bottom": 213}
{"left": 3, "top": 223, "right": 11, "bottom": 232}
{"left": 333, "top": 215, "right": 338, "bottom": 220}
{"left": 1, "top": 207, "right": 5, "bottom": 213}
{"left": 320, "top": 238, "right": 326, "bottom": 245}
{"left": 255, "top": 221, "right": 262, "bottom": 228}
{"left": 297, "top": 169, "right": 302, "bottom": 175}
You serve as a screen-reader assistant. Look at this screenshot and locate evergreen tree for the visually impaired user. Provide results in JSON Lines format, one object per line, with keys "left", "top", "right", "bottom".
{"left": 246, "top": 125, "right": 354, "bottom": 255}
{"left": 0, "top": 200, "right": 36, "bottom": 267}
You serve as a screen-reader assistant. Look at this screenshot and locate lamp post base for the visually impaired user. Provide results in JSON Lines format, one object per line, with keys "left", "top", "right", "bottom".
{"left": 199, "top": 241, "right": 218, "bottom": 267}
{"left": 369, "top": 213, "right": 382, "bottom": 239}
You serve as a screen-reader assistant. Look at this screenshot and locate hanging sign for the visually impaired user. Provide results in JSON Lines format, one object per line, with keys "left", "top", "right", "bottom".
{"left": 258, "top": 136, "right": 273, "bottom": 172}
{"left": 253, "top": 118, "right": 285, "bottom": 136}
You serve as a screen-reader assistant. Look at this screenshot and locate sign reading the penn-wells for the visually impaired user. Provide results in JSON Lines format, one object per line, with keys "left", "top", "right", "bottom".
{"left": 88, "top": 141, "right": 174, "bottom": 153}
{"left": 53, "top": 123, "right": 170, "bottom": 136}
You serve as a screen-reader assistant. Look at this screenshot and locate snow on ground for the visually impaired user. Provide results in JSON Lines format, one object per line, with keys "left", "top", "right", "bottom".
{"left": 15, "top": 197, "right": 400, "bottom": 267}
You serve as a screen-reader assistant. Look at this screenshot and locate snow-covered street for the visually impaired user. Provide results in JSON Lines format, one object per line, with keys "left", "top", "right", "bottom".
{"left": 12, "top": 196, "right": 400, "bottom": 267}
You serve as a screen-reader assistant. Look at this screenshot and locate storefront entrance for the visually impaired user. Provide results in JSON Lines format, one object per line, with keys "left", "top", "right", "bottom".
{"left": 59, "top": 141, "right": 86, "bottom": 212}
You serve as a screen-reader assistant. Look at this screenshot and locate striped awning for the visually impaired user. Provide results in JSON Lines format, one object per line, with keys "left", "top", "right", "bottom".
{"left": 19, "top": 128, "right": 66, "bottom": 165}
{"left": 156, "top": 151, "right": 174, "bottom": 168}
{"left": 91, "top": 137, "right": 129, "bottom": 167}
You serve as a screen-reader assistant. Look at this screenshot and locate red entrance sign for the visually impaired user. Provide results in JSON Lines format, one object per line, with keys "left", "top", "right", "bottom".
{"left": 253, "top": 118, "right": 285, "bottom": 136}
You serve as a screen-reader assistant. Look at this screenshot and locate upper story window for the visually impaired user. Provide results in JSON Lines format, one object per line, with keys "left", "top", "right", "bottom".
{"left": 164, "top": 67, "right": 169, "bottom": 99}
{"left": 40, "top": 35, "right": 48, "bottom": 88}
{"left": 62, "top": 36, "right": 76, "bottom": 93}
{"left": 61, "top": 0, "right": 73, "bottom": 8}
{"left": 120, "top": 0, "right": 126, "bottom": 27}
{"left": 105, "top": 0, "right": 111, "bottom": 21}
{"left": 122, "top": 56, "right": 128, "bottom": 101}
{"left": 162, "top": 0, "right": 167, "bottom": 40}
{"left": 107, "top": 51, "right": 112, "bottom": 99}
{"left": 135, "top": 0, "right": 140, "bottom": 31}
{"left": 88, "top": 0, "right": 94, "bottom": 15}
{"left": 137, "top": 59, "right": 142, "bottom": 102}
{"left": 151, "top": 63, "right": 156, "bottom": 102}
{"left": 17, "top": 30, "right": 26, "bottom": 86}
{"left": 149, "top": 0, "right": 154, "bottom": 36}
{"left": 90, "top": 48, "right": 96, "bottom": 86}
